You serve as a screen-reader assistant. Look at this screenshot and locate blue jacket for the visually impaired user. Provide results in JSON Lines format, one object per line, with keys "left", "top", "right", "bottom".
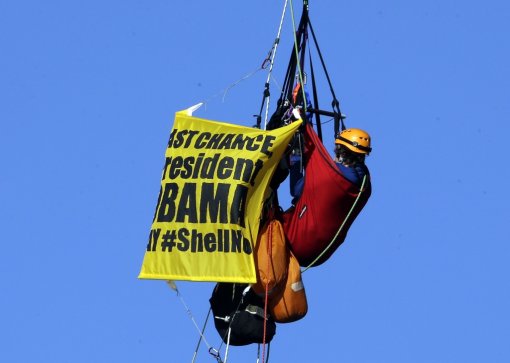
{"left": 335, "top": 162, "right": 369, "bottom": 187}
{"left": 290, "top": 158, "right": 368, "bottom": 202}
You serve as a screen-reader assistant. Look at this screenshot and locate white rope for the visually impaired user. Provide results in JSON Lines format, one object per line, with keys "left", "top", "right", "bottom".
{"left": 288, "top": 0, "right": 308, "bottom": 110}
{"left": 262, "top": 0, "right": 289, "bottom": 129}
{"left": 166, "top": 281, "right": 218, "bottom": 360}
{"left": 190, "top": 308, "right": 213, "bottom": 363}
{"left": 221, "top": 67, "right": 264, "bottom": 103}
{"left": 224, "top": 328, "right": 232, "bottom": 363}
{"left": 195, "top": 64, "right": 264, "bottom": 111}
{"left": 196, "top": 0, "right": 289, "bottom": 118}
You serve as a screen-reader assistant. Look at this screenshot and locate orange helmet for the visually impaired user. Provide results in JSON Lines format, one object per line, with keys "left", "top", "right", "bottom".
{"left": 335, "top": 128, "right": 372, "bottom": 155}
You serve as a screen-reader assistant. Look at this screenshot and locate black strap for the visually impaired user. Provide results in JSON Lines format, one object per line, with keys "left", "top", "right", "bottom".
{"left": 263, "top": 1, "right": 345, "bottom": 140}
{"left": 309, "top": 50, "right": 322, "bottom": 140}
{"left": 275, "top": 3, "right": 309, "bottom": 114}
{"left": 255, "top": 82, "right": 270, "bottom": 129}
{"left": 308, "top": 19, "right": 345, "bottom": 135}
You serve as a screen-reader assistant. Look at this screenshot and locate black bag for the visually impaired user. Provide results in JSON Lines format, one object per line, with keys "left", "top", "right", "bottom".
{"left": 209, "top": 283, "right": 276, "bottom": 346}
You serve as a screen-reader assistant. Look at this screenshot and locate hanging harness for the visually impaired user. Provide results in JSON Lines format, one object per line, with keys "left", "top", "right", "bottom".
{"left": 282, "top": 123, "right": 371, "bottom": 267}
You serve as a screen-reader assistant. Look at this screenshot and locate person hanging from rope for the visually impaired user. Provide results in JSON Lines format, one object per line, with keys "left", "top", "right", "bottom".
{"left": 290, "top": 127, "right": 371, "bottom": 204}
{"left": 281, "top": 121, "right": 372, "bottom": 268}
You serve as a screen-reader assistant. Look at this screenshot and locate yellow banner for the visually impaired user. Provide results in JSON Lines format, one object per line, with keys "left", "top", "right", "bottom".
{"left": 139, "top": 110, "right": 302, "bottom": 283}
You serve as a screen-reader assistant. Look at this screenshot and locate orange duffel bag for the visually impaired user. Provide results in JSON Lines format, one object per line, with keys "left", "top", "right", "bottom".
{"left": 252, "top": 218, "right": 289, "bottom": 296}
{"left": 269, "top": 250, "right": 308, "bottom": 323}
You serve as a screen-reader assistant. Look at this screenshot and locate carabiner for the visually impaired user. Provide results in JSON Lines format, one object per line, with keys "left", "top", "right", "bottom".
{"left": 208, "top": 347, "right": 223, "bottom": 363}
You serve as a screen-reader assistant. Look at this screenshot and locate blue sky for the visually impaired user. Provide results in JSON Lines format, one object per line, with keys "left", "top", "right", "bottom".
{"left": 1, "top": 1, "right": 510, "bottom": 362}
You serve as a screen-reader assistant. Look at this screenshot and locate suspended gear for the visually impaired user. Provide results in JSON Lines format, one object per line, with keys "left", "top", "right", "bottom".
{"left": 210, "top": 283, "right": 276, "bottom": 346}
{"left": 252, "top": 219, "right": 289, "bottom": 297}
{"left": 335, "top": 128, "right": 372, "bottom": 155}
{"left": 269, "top": 250, "right": 308, "bottom": 323}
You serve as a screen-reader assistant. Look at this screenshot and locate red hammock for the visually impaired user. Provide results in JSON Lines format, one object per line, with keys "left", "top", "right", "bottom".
{"left": 282, "top": 123, "right": 371, "bottom": 267}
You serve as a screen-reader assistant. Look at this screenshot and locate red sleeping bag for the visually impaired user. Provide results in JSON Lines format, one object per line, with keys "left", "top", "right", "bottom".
{"left": 282, "top": 123, "right": 371, "bottom": 267}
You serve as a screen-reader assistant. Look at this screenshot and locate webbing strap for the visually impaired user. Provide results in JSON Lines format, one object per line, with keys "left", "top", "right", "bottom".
{"left": 309, "top": 50, "right": 322, "bottom": 140}
{"left": 275, "top": 1, "right": 345, "bottom": 138}
{"left": 308, "top": 19, "right": 345, "bottom": 134}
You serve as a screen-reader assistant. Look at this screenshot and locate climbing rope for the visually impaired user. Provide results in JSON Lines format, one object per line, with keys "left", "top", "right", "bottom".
{"left": 167, "top": 281, "right": 223, "bottom": 363}
{"left": 260, "top": 219, "right": 273, "bottom": 363}
{"left": 257, "top": 342, "right": 271, "bottom": 363}
{"left": 223, "top": 328, "right": 232, "bottom": 363}
{"left": 261, "top": 0, "right": 289, "bottom": 129}
{"left": 191, "top": 307, "right": 213, "bottom": 363}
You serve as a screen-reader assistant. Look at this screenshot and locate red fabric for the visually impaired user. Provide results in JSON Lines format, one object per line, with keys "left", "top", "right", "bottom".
{"left": 282, "top": 123, "right": 371, "bottom": 267}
